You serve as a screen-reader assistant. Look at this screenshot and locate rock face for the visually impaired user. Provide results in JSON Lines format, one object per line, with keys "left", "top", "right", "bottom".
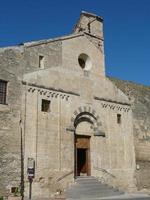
{"left": 0, "top": 11, "right": 147, "bottom": 199}
{"left": 110, "top": 77, "right": 150, "bottom": 190}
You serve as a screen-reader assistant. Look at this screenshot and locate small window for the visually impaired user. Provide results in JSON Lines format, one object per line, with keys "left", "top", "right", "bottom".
{"left": 0, "top": 80, "right": 7, "bottom": 104}
{"left": 39, "top": 55, "right": 45, "bottom": 69}
{"left": 117, "top": 114, "right": 121, "bottom": 124}
{"left": 78, "top": 54, "right": 92, "bottom": 71}
{"left": 41, "top": 99, "right": 50, "bottom": 112}
{"left": 11, "top": 187, "right": 19, "bottom": 194}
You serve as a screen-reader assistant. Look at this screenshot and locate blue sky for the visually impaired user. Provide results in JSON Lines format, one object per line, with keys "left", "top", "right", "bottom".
{"left": 0, "top": 0, "right": 150, "bottom": 85}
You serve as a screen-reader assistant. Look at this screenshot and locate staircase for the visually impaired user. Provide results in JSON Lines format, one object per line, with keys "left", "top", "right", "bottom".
{"left": 65, "top": 176, "right": 123, "bottom": 200}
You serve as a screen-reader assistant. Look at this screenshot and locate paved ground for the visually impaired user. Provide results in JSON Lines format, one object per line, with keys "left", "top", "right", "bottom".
{"left": 25, "top": 177, "right": 150, "bottom": 200}
{"left": 70, "top": 198, "right": 150, "bottom": 200}
{"left": 66, "top": 194, "right": 150, "bottom": 200}
{"left": 96, "top": 193, "right": 150, "bottom": 200}
{"left": 24, "top": 194, "right": 150, "bottom": 200}
{"left": 64, "top": 176, "right": 150, "bottom": 200}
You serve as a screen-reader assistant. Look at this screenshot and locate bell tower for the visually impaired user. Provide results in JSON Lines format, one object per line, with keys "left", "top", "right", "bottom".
{"left": 62, "top": 11, "right": 105, "bottom": 77}
{"left": 73, "top": 11, "right": 103, "bottom": 39}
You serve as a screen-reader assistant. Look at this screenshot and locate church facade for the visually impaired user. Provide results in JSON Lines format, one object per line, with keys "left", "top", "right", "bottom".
{"left": 0, "top": 12, "right": 149, "bottom": 199}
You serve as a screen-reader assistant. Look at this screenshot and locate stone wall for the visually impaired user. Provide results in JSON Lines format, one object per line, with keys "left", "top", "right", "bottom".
{"left": 109, "top": 77, "right": 150, "bottom": 189}
{"left": 21, "top": 35, "right": 136, "bottom": 198}
{"left": 0, "top": 47, "right": 24, "bottom": 196}
{"left": 24, "top": 40, "right": 62, "bottom": 73}
{"left": 22, "top": 83, "right": 136, "bottom": 198}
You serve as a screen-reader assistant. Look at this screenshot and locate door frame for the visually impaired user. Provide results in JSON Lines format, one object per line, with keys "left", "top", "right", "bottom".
{"left": 74, "top": 135, "right": 91, "bottom": 177}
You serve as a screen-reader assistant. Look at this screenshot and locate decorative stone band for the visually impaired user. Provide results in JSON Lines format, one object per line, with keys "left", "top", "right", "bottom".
{"left": 68, "top": 106, "right": 105, "bottom": 137}
{"left": 94, "top": 96, "right": 131, "bottom": 113}
{"left": 22, "top": 81, "right": 80, "bottom": 101}
{"left": 22, "top": 81, "right": 80, "bottom": 96}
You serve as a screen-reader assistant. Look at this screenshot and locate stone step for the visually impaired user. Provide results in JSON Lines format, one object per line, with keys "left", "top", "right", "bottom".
{"left": 66, "top": 190, "right": 123, "bottom": 196}
{"left": 68, "top": 185, "right": 119, "bottom": 192}
{"left": 74, "top": 182, "right": 109, "bottom": 186}
{"left": 75, "top": 178, "right": 100, "bottom": 183}
{"left": 71, "top": 184, "right": 114, "bottom": 190}
{"left": 66, "top": 192, "right": 123, "bottom": 199}
{"left": 65, "top": 176, "right": 123, "bottom": 199}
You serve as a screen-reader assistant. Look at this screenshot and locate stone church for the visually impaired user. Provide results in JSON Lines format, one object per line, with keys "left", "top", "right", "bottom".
{"left": 0, "top": 11, "right": 150, "bottom": 199}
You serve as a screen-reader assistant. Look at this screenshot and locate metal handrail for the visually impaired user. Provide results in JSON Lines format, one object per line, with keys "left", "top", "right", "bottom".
{"left": 56, "top": 170, "right": 74, "bottom": 182}
{"left": 94, "top": 167, "right": 116, "bottom": 178}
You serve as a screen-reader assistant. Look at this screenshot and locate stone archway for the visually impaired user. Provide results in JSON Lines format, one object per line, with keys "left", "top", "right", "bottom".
{"left": 70, "top": 106, "right": 105, "bottom": 137}
{"left": 70, "top": 106, "right": 105, "bottom": 177}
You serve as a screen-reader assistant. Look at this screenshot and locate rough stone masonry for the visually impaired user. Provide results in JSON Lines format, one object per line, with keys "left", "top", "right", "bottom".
{"left": 0, "top": 11, "right": 150, "bottom": 199}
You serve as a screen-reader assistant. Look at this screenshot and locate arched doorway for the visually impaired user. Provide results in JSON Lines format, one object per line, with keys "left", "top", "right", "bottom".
{"left": 69, "top": 107, "right": 105, "bottom": 178}
{"left": 74, "top": 112, "right": 95, "bottom": 177}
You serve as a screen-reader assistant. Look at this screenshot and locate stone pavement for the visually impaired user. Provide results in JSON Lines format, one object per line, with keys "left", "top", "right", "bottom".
{"left": 94, "top": 193, "right": 150, "bottom": 200}
{"left": 24, "top": 177, "right": 150, "bottom": 200}
{"left": 64, "top": 176, "right": 150, "bottom": 200}
{"left": 25, "top": 193, "right": 150, "bottom": 200}
{"left": 65, "top": 193, "right": 150, "bottom": 200}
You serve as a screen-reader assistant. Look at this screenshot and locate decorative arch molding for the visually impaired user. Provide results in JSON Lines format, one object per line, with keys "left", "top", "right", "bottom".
{"left": 69, "top": 106, "right": 105, "bottom": 137}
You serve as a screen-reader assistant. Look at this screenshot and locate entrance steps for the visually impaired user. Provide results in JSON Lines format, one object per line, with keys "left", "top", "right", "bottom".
{"left": 65, "top": 176, "right": 124, "bottom": 199}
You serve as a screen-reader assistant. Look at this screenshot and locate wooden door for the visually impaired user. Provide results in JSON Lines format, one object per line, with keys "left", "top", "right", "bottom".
{"left": 75, "top": 135, "right": 91, "bottom": 176}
